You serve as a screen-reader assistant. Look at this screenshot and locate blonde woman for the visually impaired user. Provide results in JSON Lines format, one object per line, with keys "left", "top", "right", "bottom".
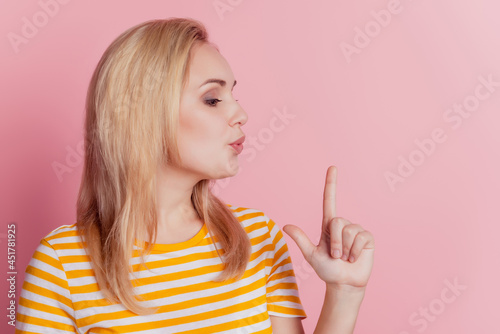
{"left": 15, "top": 18, "right": 375, "bottom": 333}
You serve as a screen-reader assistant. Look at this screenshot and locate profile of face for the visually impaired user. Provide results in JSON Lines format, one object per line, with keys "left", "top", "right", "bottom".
{"left": 174, "top": 42, "right": 248, "bottom": 181}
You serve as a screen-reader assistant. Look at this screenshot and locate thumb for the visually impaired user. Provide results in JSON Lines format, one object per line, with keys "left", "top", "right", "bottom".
{"left": 282, "top": 224, "right": 315, "bottom": 262}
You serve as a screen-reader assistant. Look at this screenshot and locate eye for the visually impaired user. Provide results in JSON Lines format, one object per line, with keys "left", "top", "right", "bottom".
{"left": 205, "top": 98, "right": 222, "bottom": 107}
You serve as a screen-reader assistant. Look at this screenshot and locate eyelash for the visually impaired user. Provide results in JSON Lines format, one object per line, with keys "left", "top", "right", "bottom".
{"left": 205, "top": 98, "right": 222, "bottom": 107}
{"left": 205, "top": 98, "right": 239, "bottom": 107}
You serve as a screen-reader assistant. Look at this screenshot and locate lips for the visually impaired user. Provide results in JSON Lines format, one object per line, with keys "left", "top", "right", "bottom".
{"left": 229, "top": 135, "right": 245, "bottom": 154}
{"left": 229, "top": 143, "right": 243, "bottom": 154}
{"left": 229, "top": 135, "right": 245, "bottom": 146}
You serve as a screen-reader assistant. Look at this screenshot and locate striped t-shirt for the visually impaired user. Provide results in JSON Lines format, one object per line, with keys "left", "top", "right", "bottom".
{"left": 15, "top": 205, "right": 307, "bottom": 333}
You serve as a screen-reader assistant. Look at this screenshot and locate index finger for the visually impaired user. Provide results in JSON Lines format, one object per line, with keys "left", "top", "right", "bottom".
{"left": 323, "top": 165, "right": 337, "bottom": 224}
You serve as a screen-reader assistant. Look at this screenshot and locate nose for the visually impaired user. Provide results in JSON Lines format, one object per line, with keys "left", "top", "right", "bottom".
{"left": 230, "top": 101, "right": 248, "bottom": 127}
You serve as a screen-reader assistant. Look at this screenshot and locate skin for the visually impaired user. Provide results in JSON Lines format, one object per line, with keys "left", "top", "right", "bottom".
{"left": 154, "top": 42, "right": 247, "bottom": 242}
{"left": 282, "top": 166, "right": 375, "bottom": 333}
{"left": 155, "top": 42, "right": 376, "bottom": 333}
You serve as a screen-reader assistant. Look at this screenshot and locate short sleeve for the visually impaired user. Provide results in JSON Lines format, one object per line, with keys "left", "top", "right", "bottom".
{"left": 15, "top": 239, "right": 78, "bottom": 333}
{"left": 264, "top": 215, "right": 307, "bottom": 319}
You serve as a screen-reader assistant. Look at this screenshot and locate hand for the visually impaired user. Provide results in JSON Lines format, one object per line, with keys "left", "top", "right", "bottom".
{"left": 283, "top": 166, "right": 375, "bottom": 290}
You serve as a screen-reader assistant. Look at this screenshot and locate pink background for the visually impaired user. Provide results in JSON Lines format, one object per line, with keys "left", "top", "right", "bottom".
{"left": 1, "top": 0, "right": 499, "bottom": 333}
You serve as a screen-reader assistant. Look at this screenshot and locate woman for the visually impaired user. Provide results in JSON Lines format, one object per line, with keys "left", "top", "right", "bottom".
{"left": 15, "top": 17, "right": 374, "bottom": 333}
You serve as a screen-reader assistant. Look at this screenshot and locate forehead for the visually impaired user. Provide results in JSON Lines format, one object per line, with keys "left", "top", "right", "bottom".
{"left": 186, "top": 42, "right": 234, "bottom": 89}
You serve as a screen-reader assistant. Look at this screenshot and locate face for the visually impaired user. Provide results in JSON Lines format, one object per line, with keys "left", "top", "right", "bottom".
{"left": 174, "top": 42, "right": 248, "bottom": 180}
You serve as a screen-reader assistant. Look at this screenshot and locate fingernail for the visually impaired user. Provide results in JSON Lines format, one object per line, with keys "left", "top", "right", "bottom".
{"left": 349, "top": 255, "right": 355, "bottom": 262}
{"left": 341, "top": 254, "right": 348, "bottom": 261}
{"left": 333, "top": 249, "right": 341, "bottom": 258}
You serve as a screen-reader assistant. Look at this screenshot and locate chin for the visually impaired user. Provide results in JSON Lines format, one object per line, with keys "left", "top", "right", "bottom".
{"left": 216, "top": 166, "right": 239, "bottom": 179}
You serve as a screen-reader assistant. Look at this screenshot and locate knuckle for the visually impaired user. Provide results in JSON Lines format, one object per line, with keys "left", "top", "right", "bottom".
{"left": 331, "top": 240, "right": 342, "bottom": 247}
{"left": 338, "top": 217, "right": 351, "bottom": 225}
{"left": 330, "top": 217, "right": 341, "bottom": 225}
{"left": 343, "top": 227, "right": 356, "bottom": 237}
{"left": 356, "top": 232, "right": 367, "bottom": 243}
{"left": 359, "top": 230, "right": 372, "bottom": 241}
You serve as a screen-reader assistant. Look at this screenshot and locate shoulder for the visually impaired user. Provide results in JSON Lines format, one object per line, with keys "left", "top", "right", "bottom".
{"left": 42, "top": 223, "right": 81, "bottom": 242}
{"left": 24, "top": 224, "right": 85, "bottom": 279}
{"left": 226, "top": 203, "right": 270, "bottom": 224}
{"left": 225, "top": 203, "right": 281, "bottom": 236}
{"left": 37, "top": 223, "right": 85, "bottom": 254}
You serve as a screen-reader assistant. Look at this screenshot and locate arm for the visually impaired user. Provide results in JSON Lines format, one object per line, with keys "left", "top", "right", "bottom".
{"left": 263, "top": 215, "right": 308, "bottom": 332}
{"left": 270, "top": 315, "right": 305, "bottom": 334}
{"left": 16, "top": 239, "right": 78, "bottom": 333}
{"left": 313, "top": 285, "right": 365, "bottom": 334}
{"left": 270, "top": 285, "right": 365, "bottom": 334}
{"left": 281, "top": 166, "right": 375, "bottom": 334}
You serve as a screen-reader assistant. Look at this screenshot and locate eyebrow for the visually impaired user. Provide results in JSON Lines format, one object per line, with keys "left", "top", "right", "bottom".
{"left": 199, "top": 78, "right": 237, "bottom": 89}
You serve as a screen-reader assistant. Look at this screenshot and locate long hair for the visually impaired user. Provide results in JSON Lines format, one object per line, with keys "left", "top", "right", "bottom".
{"left": 76, "top": 17, "right": 251, "bottom": 315}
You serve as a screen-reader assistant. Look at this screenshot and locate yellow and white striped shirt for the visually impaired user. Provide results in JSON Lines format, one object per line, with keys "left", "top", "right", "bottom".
{"left": 15, "top": 205, "right": 307, "bottom": 333}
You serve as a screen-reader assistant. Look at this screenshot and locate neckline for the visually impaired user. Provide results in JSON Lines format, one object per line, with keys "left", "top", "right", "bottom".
{"left": 136, "top": 223, "right": 208, "bottom": 252}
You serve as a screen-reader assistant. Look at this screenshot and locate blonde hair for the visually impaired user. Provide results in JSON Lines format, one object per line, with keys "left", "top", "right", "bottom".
{"left": 76, "top": 17, "right": 251, "bottom": 315}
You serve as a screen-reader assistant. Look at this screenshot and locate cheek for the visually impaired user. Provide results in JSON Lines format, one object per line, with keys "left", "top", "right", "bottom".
{"left": 178, "top": 112, "right": 225, "bottom": 152}
{"left": 179, "top": 116, "right": 202, "bottom": 141}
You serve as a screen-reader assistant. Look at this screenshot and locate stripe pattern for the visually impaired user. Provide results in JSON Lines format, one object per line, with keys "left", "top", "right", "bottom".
{"left": 15, "top": 205, "right": 307, "bottom": 333}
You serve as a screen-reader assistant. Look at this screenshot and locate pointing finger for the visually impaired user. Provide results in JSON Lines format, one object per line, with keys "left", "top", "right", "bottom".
{"left": 323, "top": 166, "right": 337, "bottom": 225}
